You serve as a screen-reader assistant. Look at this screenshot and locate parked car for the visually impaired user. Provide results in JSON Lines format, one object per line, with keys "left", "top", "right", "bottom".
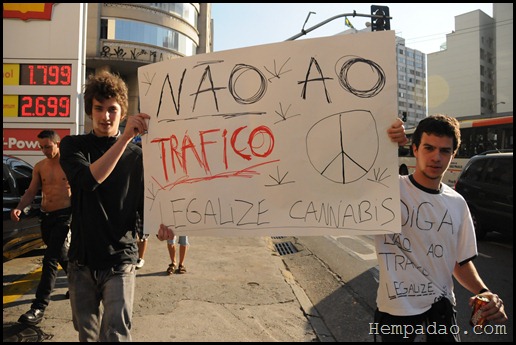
{"left": 3, "top": 155, "right": 43, "bottom": 261}
{"left": 454, "top": 152, "right": 513, "bottom": 240}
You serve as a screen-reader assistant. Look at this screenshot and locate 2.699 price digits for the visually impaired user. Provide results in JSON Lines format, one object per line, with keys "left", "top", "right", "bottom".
{"left": 19, "top": 95, "right": 70, "bottom": 117}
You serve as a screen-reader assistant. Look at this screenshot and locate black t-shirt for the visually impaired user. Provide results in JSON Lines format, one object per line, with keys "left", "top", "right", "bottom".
{"left": 60, "top": 132, "right": 144, "bottom": 269}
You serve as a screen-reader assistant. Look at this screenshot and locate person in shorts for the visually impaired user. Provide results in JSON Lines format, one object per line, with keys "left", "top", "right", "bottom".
{"left": 165, "top": 235, "right": 189, "bottom": 275}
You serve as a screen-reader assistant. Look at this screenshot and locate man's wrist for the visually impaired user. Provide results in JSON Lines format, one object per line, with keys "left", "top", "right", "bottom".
{"left": 478, "top": 288, "right": 490, "bottom": 294}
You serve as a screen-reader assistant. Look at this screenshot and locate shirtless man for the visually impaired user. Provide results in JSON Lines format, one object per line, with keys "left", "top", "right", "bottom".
{"left": 11, "top": 130, "right": 72, "bottom": 325}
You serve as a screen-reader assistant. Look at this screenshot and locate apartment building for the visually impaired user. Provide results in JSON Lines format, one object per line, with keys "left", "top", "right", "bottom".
{"left": 428, "top": 3, "right": 513, "bottom": 119}
{"left": 340, "top": 26, "right": 427, "bottom": 128}
{"left": 396, "top": 36, "right": 427, "bottom": 127}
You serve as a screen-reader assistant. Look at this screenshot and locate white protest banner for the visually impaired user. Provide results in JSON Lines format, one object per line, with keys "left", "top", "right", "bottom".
{"left": 138, "top": 30, "right": 401, "bottom": 236}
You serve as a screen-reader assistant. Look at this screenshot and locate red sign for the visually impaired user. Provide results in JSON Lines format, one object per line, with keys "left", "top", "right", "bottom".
{"left": 3, "top": 3, "right": 55, "bottom": 21}
{"left": 3, "top": 128, "right": 70, "bottom": 151}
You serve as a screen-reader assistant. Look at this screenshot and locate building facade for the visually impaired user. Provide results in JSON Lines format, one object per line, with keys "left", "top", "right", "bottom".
{"left": 84, "top": 3, "right": 212, "bottom": 132}
{"left": 340, "top": 27, "right": 427, "bottom": 128}
{"left": 395, "top": 36, "right": 427, "bottom": 128}
{"left": 427, "top": 3, "right": 513, "bottom": 119}
{"left": 493, "top": 3, "right": 513, "bottom": 116}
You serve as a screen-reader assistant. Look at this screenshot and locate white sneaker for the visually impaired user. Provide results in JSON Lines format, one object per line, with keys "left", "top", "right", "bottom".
{"left": 136, "top": 258, "right": 145, "bottom": 269}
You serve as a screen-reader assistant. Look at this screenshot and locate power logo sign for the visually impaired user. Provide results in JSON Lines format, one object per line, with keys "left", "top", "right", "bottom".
{"left": 3, "top": 128, "right": 69, "bottom": 151}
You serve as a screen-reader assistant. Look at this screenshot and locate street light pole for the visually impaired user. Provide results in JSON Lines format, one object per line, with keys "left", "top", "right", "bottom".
{"left": 496, "top": 101, "right": 505, "bottom": 111}
{"left": 285, "top": 10, "right": 393, "bottom": 41}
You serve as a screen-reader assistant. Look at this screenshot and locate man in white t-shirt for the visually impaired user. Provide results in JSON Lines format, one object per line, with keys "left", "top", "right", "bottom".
{"left": 378, "top": 115, "right": 507, "bottom": 342}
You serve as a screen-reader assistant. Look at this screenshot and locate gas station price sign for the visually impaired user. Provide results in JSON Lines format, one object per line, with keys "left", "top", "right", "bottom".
{"left": 4, "top": 63, "right": 74, "bottom": 118}
{"left": 19, "top": 63, "right": 72, "bottom": 85}
{"left": 19, "top": 95, "right": 70, "bottom": 117}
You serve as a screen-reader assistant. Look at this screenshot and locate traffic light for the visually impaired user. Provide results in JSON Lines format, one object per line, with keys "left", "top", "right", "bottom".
{"left": 402, "top": 111, "right": 407, "bottom": 122}
{"left": 371, "top": 5, "right": 390, "bottom": 31}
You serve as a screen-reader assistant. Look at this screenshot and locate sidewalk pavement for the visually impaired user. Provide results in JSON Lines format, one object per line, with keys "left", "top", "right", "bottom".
{"left": 4, "top": 235, "right": 334, "bottom": 342}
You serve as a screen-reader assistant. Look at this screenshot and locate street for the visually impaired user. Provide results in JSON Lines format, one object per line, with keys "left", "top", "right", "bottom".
{"left": 3, "top": 232, "right": 512, "bottom": 342}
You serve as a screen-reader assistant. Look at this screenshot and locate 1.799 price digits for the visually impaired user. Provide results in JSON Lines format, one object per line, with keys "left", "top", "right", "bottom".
{"left": 20, "top": 64, "right": 72, "bottom": 86}
{"left": 19, "top": 95, "right": 70, "bottom": 117}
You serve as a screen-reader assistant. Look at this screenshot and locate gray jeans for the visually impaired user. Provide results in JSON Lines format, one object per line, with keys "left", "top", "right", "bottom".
{"left": 68, "top": 261, "right": 136, "bottom": 342}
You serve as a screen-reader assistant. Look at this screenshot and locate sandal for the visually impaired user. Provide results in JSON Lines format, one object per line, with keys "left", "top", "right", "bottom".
{"left": 176, "top": 265, "right": 186, "bottom": 274}
{"left": 167, "top": 263, "right": 176, "bottom": 275}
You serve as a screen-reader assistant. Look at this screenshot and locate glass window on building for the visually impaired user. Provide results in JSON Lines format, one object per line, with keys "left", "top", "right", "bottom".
{"left": 137, "top": 3, "right": 198, "bottom": 28}
{"left": 101, "top": 18, "right": 197, "bottom": 56}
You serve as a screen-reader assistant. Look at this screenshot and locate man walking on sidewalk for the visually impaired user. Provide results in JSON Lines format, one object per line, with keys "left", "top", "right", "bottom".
{"left": 12, "top": 130, "right": 72, "bottom": 325}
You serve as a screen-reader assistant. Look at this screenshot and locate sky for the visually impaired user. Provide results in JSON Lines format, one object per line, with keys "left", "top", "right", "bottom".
{"left": 211, "top": 3, "right": 493, "bottom": 54}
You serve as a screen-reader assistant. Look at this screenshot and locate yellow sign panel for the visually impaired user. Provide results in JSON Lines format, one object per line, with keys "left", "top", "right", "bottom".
{"left": 3, "top": 3, "right": 47, "bottom": 13}
{"left": 3, "top": 64, "right": 20, "bottom": 85}
{"left": 3, "top": 95, "right": 19, "bottom": 117}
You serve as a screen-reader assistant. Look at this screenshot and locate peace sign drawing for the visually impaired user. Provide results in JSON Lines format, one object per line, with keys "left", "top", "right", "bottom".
{"left": 306, "top": 109, "right": 379, "bottom": 184}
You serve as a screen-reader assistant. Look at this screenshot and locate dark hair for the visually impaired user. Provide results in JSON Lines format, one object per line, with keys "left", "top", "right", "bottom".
{"left": 83, "top": 71, "right": 128, "bottom": 119}
{"left": 412, "top": 114, "right": 461, "bottom": 154}
{"left": 37, "top": 130, "right": 60, "bottom": 143}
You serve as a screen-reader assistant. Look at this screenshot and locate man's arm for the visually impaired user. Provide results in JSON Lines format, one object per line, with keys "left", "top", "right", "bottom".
{"left": 10, "top": 162, "right": 42, "bottom": 221}
{"left": 454, "top": 261, "right": 508, "bottom": 324}
{"left": 89, "top": 113, "right": 150, "bottom": 183}
{"left": 453, "top": 261, "right": 487, "bottom": 294}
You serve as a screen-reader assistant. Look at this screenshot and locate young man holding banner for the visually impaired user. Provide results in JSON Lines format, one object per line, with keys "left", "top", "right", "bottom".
{"left": 375, "top": 115, "right": 507, "bottom": 342}
{"left": 60, "top": 71, "right": 150, "bottom": 342}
